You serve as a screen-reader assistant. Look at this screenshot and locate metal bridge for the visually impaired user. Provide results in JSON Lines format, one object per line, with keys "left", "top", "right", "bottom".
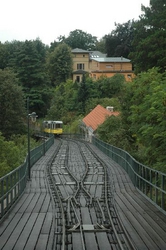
{"left": 0, "top": 136, "right": 166, "bottom": 249}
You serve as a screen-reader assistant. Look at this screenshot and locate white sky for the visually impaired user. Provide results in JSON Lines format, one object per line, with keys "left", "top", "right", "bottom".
{"left": 0, "top": 0, "right": 150, "bottom": 46}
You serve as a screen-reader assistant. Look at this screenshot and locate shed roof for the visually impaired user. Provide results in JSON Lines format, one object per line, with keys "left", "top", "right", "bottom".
{"left": 92, "top": 57, "right": 131, "bottom": 63}
{"left": 82, "top": 104, "right": 119, "bottom": 131}
{"left": 72, "top": 48, "right": 90, "bottom": 53}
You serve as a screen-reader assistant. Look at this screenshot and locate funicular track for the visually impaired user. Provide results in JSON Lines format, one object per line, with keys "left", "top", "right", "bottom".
{"left": 47, "top": 139, "right": 137, "bottom": 250}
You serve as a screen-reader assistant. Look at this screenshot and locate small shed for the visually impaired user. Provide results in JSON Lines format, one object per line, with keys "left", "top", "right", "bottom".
{"left": 81, "top": 105, "right": 119, "bottom": 141}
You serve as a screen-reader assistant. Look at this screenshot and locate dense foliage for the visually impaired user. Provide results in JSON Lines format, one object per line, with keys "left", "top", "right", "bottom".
{"left": 59, "top": 29, "right": 98, "bottom": 50}
{"left": 46, "top": 74, "right": 124, "bottom": 125}
{"left": 104, "top": 20, "right": 134, "bottom": 58}
{"left": 0, "top": 133, "right": 40, "bottom": 178}
{"left": 0, "top": 39, "right": 52, "bottom": 116}
{"left": 98, "top": 68, "right": 166, "bottom": 171}
{"left": 0, "top": 68, "right": 26, "bottom": 138}
{"left": 127, "top": 68, "right": 166, "bottom": 170}
{"left": 130, "top": 0, "right": 166, "bottom": 73}
{"left": 46, "top": 43, "right": 73, "bottom": 85}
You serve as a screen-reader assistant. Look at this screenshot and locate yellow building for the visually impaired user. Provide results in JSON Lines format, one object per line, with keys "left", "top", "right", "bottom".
{"left": 72, "top": 48, "right": 134, "bottom": 82}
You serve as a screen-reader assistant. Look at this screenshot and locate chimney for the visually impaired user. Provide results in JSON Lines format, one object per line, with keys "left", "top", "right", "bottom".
{"left": 106, "top": 106, "right": 114, "bottom": 112}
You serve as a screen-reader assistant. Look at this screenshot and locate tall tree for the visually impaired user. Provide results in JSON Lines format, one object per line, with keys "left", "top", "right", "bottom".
{"left": 77, "top": 74, "right": 89, "bottom": 114}
{"left": 105, "top": 20, "right": 134, "bottom": 57}
{"left": 95, "top": 38, "right": 106, "bottom": 53}
{"left": 61, "top": 29, "right": 98, "bottom": 50}
{"left": 0, "top": 42, "right": 10, "bottom": 69}
{"left": 49, "top": 40, "right": 60, "bottom": 52}
{"left": 0, "top": 69, "right": 26, "bottom": 139}
{"left": 130, "top": 0, "right": 166, "bottom": 73}
{"left": 47, "top": 80, "right": 79, "bottom": 124}
{"left": 96, "top": 74, "right": 126, "bottom": 98}
{"left": 8, "top": 39, "right": 51, "bottom": 116}
{"left": 47, "top": 43, "right": 73, "bottom": 85}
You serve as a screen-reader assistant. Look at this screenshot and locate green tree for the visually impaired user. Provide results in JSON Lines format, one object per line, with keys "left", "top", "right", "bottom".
{"left": 8, "top": 39, "right": 51, "bottom": 116}
{"left": 116, "top": 68, "right": 166, "bottom": 169}
{"left": 105, "top": 20, "right": 134, "bottom": 58}
{"left": 0, "top": 133, "right": 41, "bottom": 177}
{"left": 6, "top": 40, "right": 24, "bottom": 69}
{"left": 47, "top": 43, "right": 73, "bottom": 85}
{"left": 130, "top": 0, "right": 166, "bottom": 73}
{"left": 77, "top": 74, "right": 89, "bottom": 114}
{"left": 46, "top": 80, "right": 78, "bottom": 124}
{"left": 0, "top": 133, "right": 20, "bottom": 177}
{"left": 49, "top": 40, "right": 60, "bottom": 52}
{"left": 61, "top": 29, "right": 98, "bottom": 50}
{"left": 0, "top": 69, "right": 26, "bottom": 139}
{"left": 96, "top": 74, "right": 126, "bottom": 98}
{"left": 127, "top": 68, "right": 166, "bottom": 169}
{"left": 0, "top": 41, "right": 24, "bottom": 70}
{"left": 46, "top": 73, "right": 124, "bottom": 125}
{"left": 95, "top": 38, "right": 106, "bottom": 53}
{"left": 105, "top": 35, "right": 121, "bottom": 57}
{"left": 0, "top": 42, "right": 10, "bottom": 69}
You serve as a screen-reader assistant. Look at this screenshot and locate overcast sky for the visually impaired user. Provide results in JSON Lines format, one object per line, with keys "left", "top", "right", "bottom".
{"left": 0, "top": 0, "right": 150, "bottom": 46}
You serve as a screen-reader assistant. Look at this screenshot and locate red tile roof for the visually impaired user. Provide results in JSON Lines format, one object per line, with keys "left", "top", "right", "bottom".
{"left": 83, "top": 105, "right": 119, "bottom": 131}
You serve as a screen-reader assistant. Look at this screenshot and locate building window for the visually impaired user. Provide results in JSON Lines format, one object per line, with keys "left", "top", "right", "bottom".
{"left": 76, "top": 76, "right": 80, "bottom": 82}
{"left": 93, "top": 74, "right": 96, "bottom": 79}
{"left": 83, "top": 55, "right": 85, "bottom": 57}
{"left": 127, "top": 74, "right": 131, "bottom": 78}
{"left": 106, "top": 65, "right": 113, "bottom": 68}
{"left": 77, "top": 64, "right": 84, "bottom": 70}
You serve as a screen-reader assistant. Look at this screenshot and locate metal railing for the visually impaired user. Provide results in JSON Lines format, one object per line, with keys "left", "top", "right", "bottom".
{"left": 92, "top": 137, "right": 166, "bottom": 212}
{"left": 0, "top": 135, "right": 54, "bottom": 222}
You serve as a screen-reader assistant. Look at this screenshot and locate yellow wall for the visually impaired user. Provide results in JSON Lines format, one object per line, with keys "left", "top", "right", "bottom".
{"left": 72, "top": 51, "right": 134, "bottom": 82}
{"left": 90, "top": 60, "right": 99, "bottom": 71}
{"left": 97, "top": 62, "right": 132, "bottom": 71}
{"left": 73, "top": 53, "right": 89, "bottom": 71}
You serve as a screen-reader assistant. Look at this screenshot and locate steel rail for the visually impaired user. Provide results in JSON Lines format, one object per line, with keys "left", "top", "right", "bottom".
{"left": 70, "top": 200, "right": 86, "bottom": 250}
{"left": 67, "top": 197, "right": 72, "bottom": 223}
{"left": 95, "top": 198, "right": 106, "bottom": 223}
{"left": 60, "top": 140, "right": 86, "bottom": 250}
{"left": 85, "top": 140, "right": 125, "bottom": 249}
{"left": 46, "top": 139, "right": 66, "bottom": 250}
{"left": 63, "top": 140, "right": 93, "bottom": 205}
{"left": 80, "top": 181, "right": 93, "bottom": 204}
{"left": 67, "top": 140, "right": 94, "bottom": 204}
{"left": 72, "top": 139, "right": 125, "bottom": 248}
{"left": 49, "top": 139, "right": 137, "bottom": 249}
{"left": 103, "top": 165, "right": 125, "bottom": 249}
{"left": 74, "top": 140, "right": 126, "bottom": 247}
{"left": 73, "top": 140, "right": 126, "bottom": 248}
{"left": 86, "top": 142, "right": 138, "bottom": 250}
{"left": 50, "top": 172, "right": 66, "bottom": 250}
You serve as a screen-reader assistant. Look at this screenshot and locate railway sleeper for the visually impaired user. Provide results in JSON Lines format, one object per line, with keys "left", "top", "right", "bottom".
{"left": 67, "top": 223, "right": 113, "bottom": 233}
